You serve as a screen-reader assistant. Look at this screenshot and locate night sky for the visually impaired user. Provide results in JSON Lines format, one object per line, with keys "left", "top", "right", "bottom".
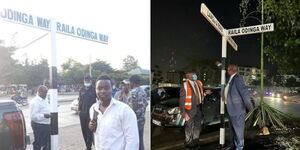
{"left": 151, "top": 0, "right": 270, "bottom": 71}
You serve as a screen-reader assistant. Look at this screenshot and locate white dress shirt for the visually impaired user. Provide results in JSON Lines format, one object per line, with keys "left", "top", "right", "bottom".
{"left": 225, "top": 73, "right": 237, "bottom": 104}
{"left": 30, "top": 95, "right": 50, "bottom": 124}
{"left": 89, "top": 98, "right": 139, "bottom": 150}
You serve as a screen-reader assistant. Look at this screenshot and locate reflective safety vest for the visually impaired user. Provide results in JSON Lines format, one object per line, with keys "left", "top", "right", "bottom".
{"left": 183, "top": 80, "right": 204, "bottom": 110}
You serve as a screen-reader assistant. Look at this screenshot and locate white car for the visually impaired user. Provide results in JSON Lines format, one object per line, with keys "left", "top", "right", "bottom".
{"left": 70, "top": 98, "right": 79, "bottom": 114}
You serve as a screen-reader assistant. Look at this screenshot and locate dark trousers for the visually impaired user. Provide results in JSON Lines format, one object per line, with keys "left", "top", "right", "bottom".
{"left": 80, "top": 115, "right": 93, "bottom": 149}
{"left": 184, "top": 110, "right": 202, "bottom": 149}
{"left": 138, "top": 122, "right": 145, "bottom": 150}
{"left": 31, "top": 121, "right": 51, "bottom": 150}
{"left": 228, "top": 113, "right": 245, "bottom": 150}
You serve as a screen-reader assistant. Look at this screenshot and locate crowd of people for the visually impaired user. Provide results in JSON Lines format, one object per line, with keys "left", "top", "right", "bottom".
{"left": 29, "top": 74, "right": 148, "bottom": 150}
{"left": 29, "top": 63, "right": 254, "bottom": 150}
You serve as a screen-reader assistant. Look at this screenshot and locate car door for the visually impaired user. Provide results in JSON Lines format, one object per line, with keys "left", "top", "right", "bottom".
{"left": 202, "top": 88, "right": 221, "bottom": 125}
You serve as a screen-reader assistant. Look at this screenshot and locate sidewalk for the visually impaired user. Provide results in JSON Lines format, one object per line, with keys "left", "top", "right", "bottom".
{"left": 26, "top": 124, "right": 86, "bottom": 150}
{"left": 26, "top": 105, "right": 150, "bottom": 150}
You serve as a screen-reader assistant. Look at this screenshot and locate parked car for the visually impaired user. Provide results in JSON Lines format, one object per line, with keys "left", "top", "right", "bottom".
{"left": 151, "top": 86, "right": 223, "bottom": 127}
{"left": 0, "top": 100, "right": 29, "bottom": 150}
{"left": 70, "top": 98, "right": 79, "bottom": 114}
{"left": 11, "top": 94, "right": 28, "bottom": 106}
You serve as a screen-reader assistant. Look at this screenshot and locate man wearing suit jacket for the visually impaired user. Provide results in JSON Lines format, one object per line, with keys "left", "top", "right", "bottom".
{"left": 224, "top": 64, "right": 254, "bottom": 150}
{"left": 179, "top": 71, "right": 204, "bottom": 149}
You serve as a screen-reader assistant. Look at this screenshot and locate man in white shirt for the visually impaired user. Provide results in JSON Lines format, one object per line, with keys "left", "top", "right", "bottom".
{"left": 89, "top": 75, "right": 139, "bottom": 150}
{"left": 30, "top": 85, "right": 51, "bottom": 150}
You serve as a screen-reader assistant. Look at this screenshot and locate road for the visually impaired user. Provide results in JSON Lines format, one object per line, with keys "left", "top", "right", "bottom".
{"left": 152, "top": 96, "right": 300, "bottom": 150}
{"left": 262, "top": 96, "right": 300, "bottom": 117}
{"left": 14, "top": 95, "right": 150, "bottom": 150}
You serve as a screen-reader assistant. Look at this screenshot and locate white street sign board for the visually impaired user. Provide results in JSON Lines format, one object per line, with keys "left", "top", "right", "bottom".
{"left": 227, "top": 23, "right": 274, "bottom": 37}
{"left": 0, "top": 8, "right": 108, "bottom": 44}
{"left": 200, "top": 3, "right": 225, "bottom": 36}
{"left": 200, "top": 3, "right": 238, "bottom": 51}
{"left": 226, "top": 35, "right": 238, "bottom": 51}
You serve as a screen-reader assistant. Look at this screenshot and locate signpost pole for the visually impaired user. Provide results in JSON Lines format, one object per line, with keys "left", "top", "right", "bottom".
{"left": 220, "top": 35, "right": 227, "bottom": 147}
{"left": 49, "top": 19, "right": 58, "bottom": 150}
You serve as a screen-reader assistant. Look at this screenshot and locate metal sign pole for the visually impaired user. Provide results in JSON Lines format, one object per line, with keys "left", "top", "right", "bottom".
{"left": 49, "top": 19, "right": 58, "bottom": 150}
{"left": 220, "top": 35, "right": 227, "bottom": 147}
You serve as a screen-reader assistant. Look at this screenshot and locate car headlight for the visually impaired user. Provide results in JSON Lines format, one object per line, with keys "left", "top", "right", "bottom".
{"left": 283, "top": 96, "right": 288, "bottom": 100}
{"left": 271, "top": 93, "right": 275, "bottom": 97}
{"left": 167, "top": 107, "right": 180, "bottom": 115}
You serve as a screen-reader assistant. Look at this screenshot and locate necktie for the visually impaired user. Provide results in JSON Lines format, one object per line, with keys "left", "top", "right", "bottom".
{"left": 194, "top": 81, "right": 201, "bottom": 104}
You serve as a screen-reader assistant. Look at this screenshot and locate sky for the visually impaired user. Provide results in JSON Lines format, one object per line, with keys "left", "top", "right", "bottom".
{"left": 0, "top": 0, "right": 150, "bottom": 71}
{"left": 151, "top": 0, "right": 273, "bottom": 71}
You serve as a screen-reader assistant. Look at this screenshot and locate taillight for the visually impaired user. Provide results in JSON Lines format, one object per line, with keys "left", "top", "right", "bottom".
{"left": 3, "top": 111, "right": 26, "bottom": 149}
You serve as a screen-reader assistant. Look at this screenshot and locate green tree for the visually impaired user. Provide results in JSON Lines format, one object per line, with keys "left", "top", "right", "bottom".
{"left": 240, "top": 0, "right": 294, "bottom": 130}
{"left": 25, "top": 59, "right": 49, "bottom": 89}
{"left": 240, "top": 0, "right": 300, "bottom": 73}
{"left": 91, "top": 59, "right": 115, "bottom": 78}
{"left": 0, "top": 42, "right": 17, "bottom": 84}
{"left": 122, "top": 55, "right": 139, "bottom": 72}
{"left": 285, "top": 77, "right": 297, "bottom": 87}
{"left": 60, "top": 58, "right": 86, "bottom": 85}
{"left": 264, "top": 0, "right": 300, "bottom": 73}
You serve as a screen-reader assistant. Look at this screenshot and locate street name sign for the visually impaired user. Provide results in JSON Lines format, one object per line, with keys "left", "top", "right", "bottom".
{"left": 227, "top": 23, "right": 274, "bottom": 37}
{"left": 200, "top": 2, "right": 275, "bottom": 148}
{"left": 0, "top": 7, "right": 109, "bottom": 150}
{"left": 0, "top": 8, "right": 108, "bottom": 44}
{"left": 200, "top": 3, "right": 238, "bottom": 51}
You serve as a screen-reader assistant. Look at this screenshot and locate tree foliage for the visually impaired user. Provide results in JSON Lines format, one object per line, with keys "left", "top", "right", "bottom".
{"left": 285, "top": 77, "right": 297, "bottom": 87}
{"left": 0, "top": 42, "right": 17, "bottom": 84}
{"left": 59, "top": 58, "right": 86, "bottom": 85}
{"left": 240, "top": 0, "right": 300, "bottom": 73}
{"left": 122, "top": 55, "right": 139, "bottom": 72}
{"left": 240, "top": 0, "right": 298, "bottom": 129}
{"left": 91, "top": 59, "right": 115, "bottom": 78}
{"left": 0, "top": 45, "right": 147, "bottom": 90}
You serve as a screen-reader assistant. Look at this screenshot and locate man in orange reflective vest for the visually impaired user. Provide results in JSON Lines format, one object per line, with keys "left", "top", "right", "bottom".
{"left": 179, "top": 71, "right": 204, "bottom": 149}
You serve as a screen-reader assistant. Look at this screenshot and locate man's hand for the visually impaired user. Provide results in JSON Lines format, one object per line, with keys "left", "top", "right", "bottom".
{"left": 204, "top": 89, "right": 213, "bottom": 96}
{"left": 183, "top": 113, "right": 190, "bottom": 121}
{"left": 215, "top": 61, "right": 222, "bottom": 66}
{"left": 89, "top": 120, "right": 97, "bottom": 132}
{"left": 44, "top": 114, "right": 51, "bottom": 118}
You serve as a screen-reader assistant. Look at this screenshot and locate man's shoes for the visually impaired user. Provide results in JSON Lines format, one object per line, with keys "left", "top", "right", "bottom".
{"left": 184, "top": 142, "right": 200, "bottom": 150}
{"left": 86, "top": 148, "right": 91, "bottom": 150}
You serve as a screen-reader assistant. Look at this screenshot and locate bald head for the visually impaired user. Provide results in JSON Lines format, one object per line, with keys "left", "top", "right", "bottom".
{"left": 227, "top": 64, "right": 238, "bottom": 76}
{"left": 37, "top": 85, "right": 48, "bottom": 99}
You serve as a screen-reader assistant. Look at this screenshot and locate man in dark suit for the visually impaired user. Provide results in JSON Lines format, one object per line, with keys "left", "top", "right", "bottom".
{"left": 78, "top": 76, "right": 97, "bottom": 150}
{"left": 179, "top": 71, "right": 204, "bottom": 149}
{"left": 224, "top": 64, "right": 254, "bottom": 150}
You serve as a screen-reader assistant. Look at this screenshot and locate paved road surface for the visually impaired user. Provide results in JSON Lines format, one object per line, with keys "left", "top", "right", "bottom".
{"left": 152, "top": 96, "right": 300, "bottom": 149}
